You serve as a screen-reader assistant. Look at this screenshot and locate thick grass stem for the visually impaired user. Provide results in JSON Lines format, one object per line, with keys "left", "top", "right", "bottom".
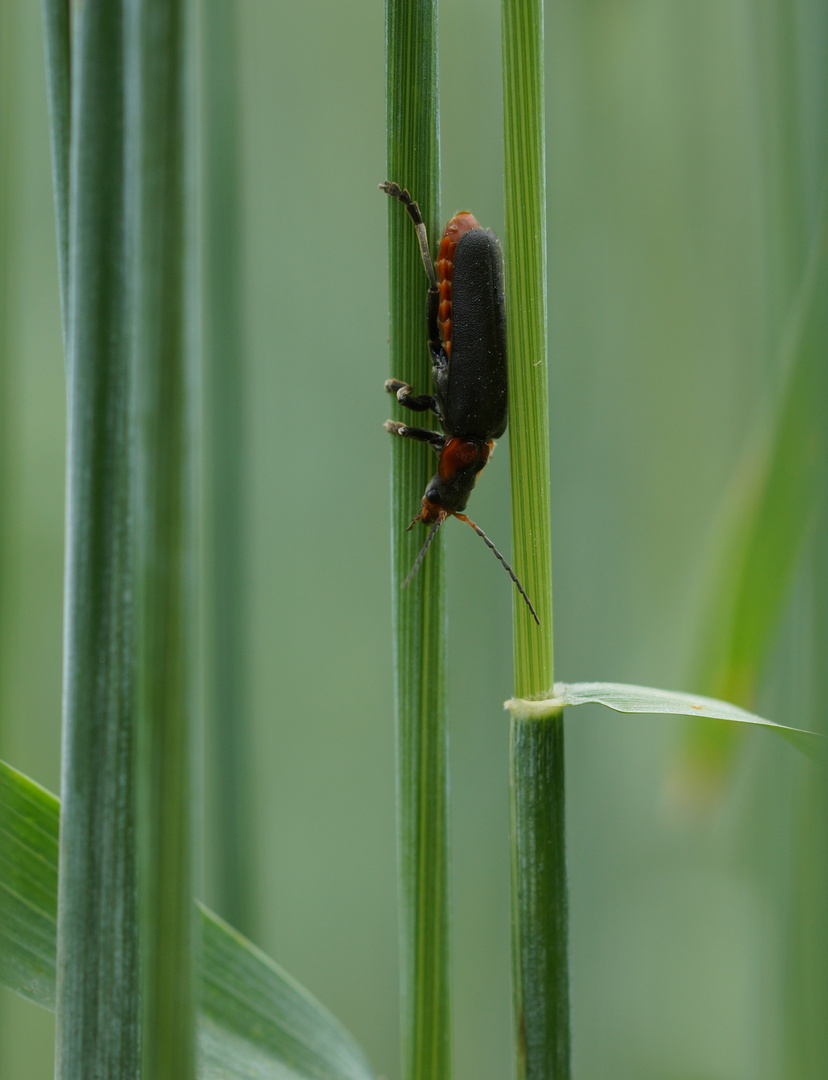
{"left": 126, "top": 0, "right": 197, "bottom": 1075}
{"left": 54, "top": 2, "right": 139, "bottom": 1077}
{"left": 384, "top": 2, "right": 450, "bottom": 1079}
{"left": 503, "top": 0, "right": 571, "bottom": 1074}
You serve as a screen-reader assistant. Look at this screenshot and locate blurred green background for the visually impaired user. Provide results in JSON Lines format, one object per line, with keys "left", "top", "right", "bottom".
{"left": 1, "top": 1, "right": 825, "bottom": 1079}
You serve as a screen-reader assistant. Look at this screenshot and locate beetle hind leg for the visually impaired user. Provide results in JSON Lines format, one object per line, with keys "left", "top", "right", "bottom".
{"left": 384, "top": 420, "right": 445, "bottom": 453}
{"left": 385, "top": 378, "right": 438, "bottom": 414}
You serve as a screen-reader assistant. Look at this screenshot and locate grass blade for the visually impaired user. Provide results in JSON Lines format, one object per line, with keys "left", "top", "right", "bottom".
{"left": 0, "top": 760, "right": 376, "bottom": 1080}
{"left": 384, "top": 5, "right": 450, "bottom": 1080}
{"left": 509, "top": 681, "right": 822, "bottom": 759}
{"left": 502, "top": 0, "right": 569, "bottom": 1075}
{"left": 55, "top": 3, "right": 139, "bottom": 1076}
{"left": 682, "top": 180, "right": 828, "bottom": 780}
{"left": 0, "top": 764, "right": 59, "bottom": 1011}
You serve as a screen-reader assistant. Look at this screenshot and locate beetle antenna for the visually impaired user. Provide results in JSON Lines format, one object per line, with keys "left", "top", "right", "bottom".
{"left": 455, "top": 514, "right": 540, "bottom": 625}
{"left": 402, "top": 513, "right": 446, "bottom": 589}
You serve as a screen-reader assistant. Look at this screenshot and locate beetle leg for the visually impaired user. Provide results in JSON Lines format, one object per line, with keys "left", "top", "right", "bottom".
{"left": 384, "top": 420, "right": 445, "bottom": 454}
{"left": 380, "top": 183, "right": 445, "bottom": 363}
{"left": 385, "top": 378, "right": 438, "bottom": 414}
{"left": 425, "top": 287, "right": 442, "bottom": 360}
{"left": 380, "top": 181, "right": 439, "bottom": 288}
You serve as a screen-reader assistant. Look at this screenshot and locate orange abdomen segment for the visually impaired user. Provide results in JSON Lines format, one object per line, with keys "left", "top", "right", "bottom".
{"left": 435, "top": 212, "right": 481, "bottom": 356}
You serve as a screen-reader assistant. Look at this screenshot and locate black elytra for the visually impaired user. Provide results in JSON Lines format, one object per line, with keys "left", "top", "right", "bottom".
{"left": 381, "top": 181, "right": 539, "bottom": 624}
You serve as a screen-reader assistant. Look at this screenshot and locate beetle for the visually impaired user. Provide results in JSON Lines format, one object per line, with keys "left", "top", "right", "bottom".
{"left": 381, "top": 181, "right": 539, "bottom": 624}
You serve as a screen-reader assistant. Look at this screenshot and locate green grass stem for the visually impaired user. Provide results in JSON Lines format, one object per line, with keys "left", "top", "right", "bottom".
{"left": 41, "top": 0, "right": 70, "bottom": 336}
{"left": 54, "top": 2, "right": 140, "bottom": 1077}
{"left": 126, "top": 0, "right": 197, "bottom": 1076}
{"left": 384, "top": 3, "right": 449, "bottom": 1080}
{"left": 202, "top": 0, "right": 251, "bottom": 937}
{"left": 0, "top": 0, "right": 14, "bottom": 756}
{"left": 510, "top": 715, "right": 568, "bottom": 1078}
{"left": 503, "top": 0, "right": 553, "bottom": 687}
{"left": 503, "top": 0, "right": 570, "bottom": 1075}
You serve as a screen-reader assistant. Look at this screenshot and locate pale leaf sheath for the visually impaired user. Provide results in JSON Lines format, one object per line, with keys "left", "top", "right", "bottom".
{"left": 505, "top": 682, "right": 823, "bottom": 759}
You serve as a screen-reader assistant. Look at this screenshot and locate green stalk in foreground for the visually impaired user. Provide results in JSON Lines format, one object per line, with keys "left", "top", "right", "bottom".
{"left": 503, "top": 0, "right": 570, "bottom": 1075}
{"left": 127, "top": 0, "right": 197, "bottom": 1076}
{"left": 55, "top": 2, "right": 140, "bottom": 1078}
{"left": 384, "top": 2, "right": 449, "bottom": 1080}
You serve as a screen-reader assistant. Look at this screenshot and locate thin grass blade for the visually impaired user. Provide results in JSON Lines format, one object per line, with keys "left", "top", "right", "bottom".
{"left": 521, "top": 682, "right": 822, "bottom": 759}
{"left": 683, "top": 180, "right": 828, "bottom": 779}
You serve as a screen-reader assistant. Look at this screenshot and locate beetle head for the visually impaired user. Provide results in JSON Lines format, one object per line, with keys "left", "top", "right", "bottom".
{"left": 401, "top": 502, "right": 540, "bottom": 625}
{"left": 410, "top": 496, "right": 446, "bottom": 528}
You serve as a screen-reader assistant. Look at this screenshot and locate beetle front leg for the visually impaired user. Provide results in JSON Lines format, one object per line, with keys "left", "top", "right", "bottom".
{"left": 385, "top": 378, "right": 439, "bottom": 414}
{"left": 380, "top": 182, "right": 439, "bottom": 286}
{"left": 381, "top": 182, "right": 445, "bottom": 362}
{"left": 425, "top": 285, "right": 442, "bottom": 360}
{"left": 384, "top": 420, "right": 445, "bottom": 454}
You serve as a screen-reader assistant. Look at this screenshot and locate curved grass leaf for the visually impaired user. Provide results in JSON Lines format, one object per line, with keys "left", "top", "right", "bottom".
{"left": 505, "top": 682, "right": 822, "bottom": 760}
{"left": 0, "top": 760, "right": 375, "bottom": 1080}
{"left": 684, "top": 179, "right": 828, "bottom": 775}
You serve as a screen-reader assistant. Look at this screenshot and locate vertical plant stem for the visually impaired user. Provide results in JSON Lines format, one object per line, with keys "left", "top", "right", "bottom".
{"left": 202, "top": 0, "right": 251, "bottom": 935}
{"left": 510, "top": 713, "right": 568, "bottom": 1077}
{"left": 0, "top": 33, "right": 20, "bottom": 1080}
{"left": 54, "top": 1, "right": 140, "bottom": 1078}
{"left": 41, "top": 0, "right": 71, "bottom": 336}
{"left": 783, "top": 197, "right": 828, "bottom": 1080}
{"left": 0, "top": 0, "right": 15, "bottom": 756}
{"left": 384, "top": 3, "right": 449, "bottom": 1080}
{"left": 126, "top": 0, "right": 197, "bottom": 1076}
{"left": 503, "top": 0, "right": 570, "bottom": 1076}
